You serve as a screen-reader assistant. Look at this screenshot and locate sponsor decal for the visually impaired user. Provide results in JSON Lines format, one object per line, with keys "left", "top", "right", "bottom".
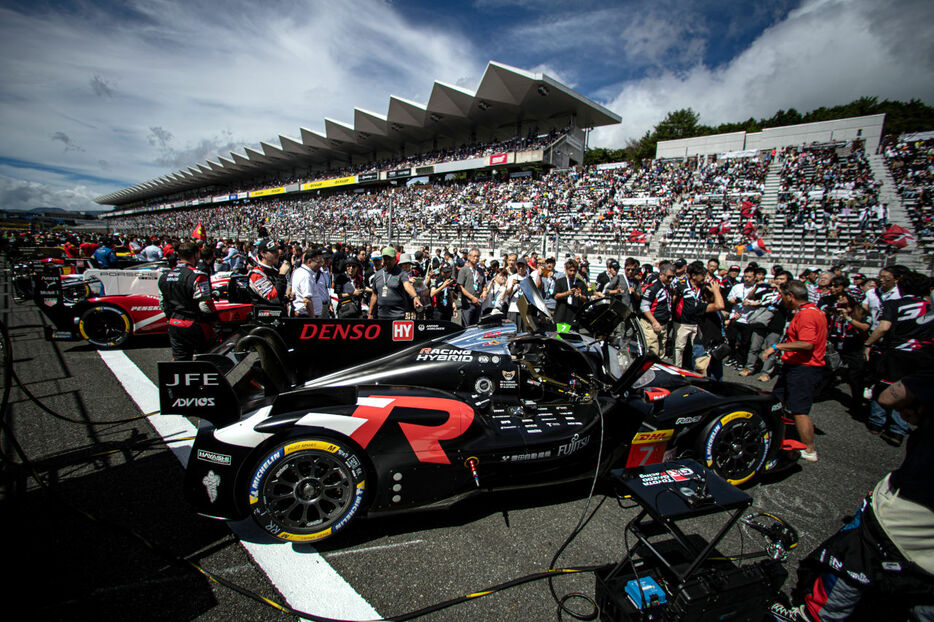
{"left": 557, "top": 433, "right": 590, "bottom": 457}
{"left": 250, "top": 448, "right": 283, "bottom": 503}
{"left": 52, "top": 330, "right": 73, "bottom": 339}
{"left": 674, "top": 415, "right": 702, "bottom": 425}
{"left": 202, "top": 470, "right": 220, "bottom": 503}
{"left": 301, "top": 176, "right": 356, "bottom": 191}
{"left": 771, "top": 402, "right": 783, "bottom": 411}
{"left": 165, "top": 372, "right": 220, "bottom": 387}
{"left": 765, "top": 457, "right": 779, "bottom": 471}
{"left": 665, "top": 467, "right": 694, "bottom": 481}
{"left": 420, "top": 323, "right": 448, "bottom": 331}
{"left": 415, "top": 348, "right": 473, "bottom": 362}
{"left": 249, "top": 186, "right": 286, "bottom": 198}
{"left": 392, "top": 320, "right": 414, "bottom": 341}
{"left": 256, "top": 309, "right": 282, "bottom": 318}
{"left": 478, "top": 355, "right": 490, "bottom": 363}
{"left": 172, "top": 397, "right": 215, "bottom": 408}
{"left": 130, "top": 305, "right": 161, "bottom": 312}
{"left": 299, "top": 323, "right": 381, "bottom": 340}
{"left": 482, "top": 331, "right": 501, "bottom": 339}
{"left": 631, "top": 429, "right": 675, "bottom": 444}
{"left": 474, "top": 377, "right": 493, "bottom": 394}
{"left": 491, "top": 356, "right": 501, "bottom": 363}
{"left": 284, "top": 440, "right": 340, "bottom": 455}
{"left": 500, "top": 451, "right": 552, "bottom": 462}
{"left": 625, "top": 429, "right": 674, "bottom": 467}
{"left": 197, "top": 449, "right": 232, "bottom": 466}
{"left": 502, "top": 370, "right": 515, "bottom": 381}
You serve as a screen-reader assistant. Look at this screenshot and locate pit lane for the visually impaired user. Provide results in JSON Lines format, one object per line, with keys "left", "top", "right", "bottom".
{"left": 1, "top": 276, "right": 903, "bottom": 621}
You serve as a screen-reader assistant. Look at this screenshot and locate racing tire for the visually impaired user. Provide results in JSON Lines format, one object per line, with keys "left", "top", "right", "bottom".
{"left": 249, "top": 437, "right": 367, "bottom": 543}
{"left": 78, "top": 305, "right": 132, "bottom": 348}
{"left": 696, "top": 410, "right": 770, "bottom": 486}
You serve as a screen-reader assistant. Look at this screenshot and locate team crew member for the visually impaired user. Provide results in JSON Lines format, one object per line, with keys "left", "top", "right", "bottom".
{"left": 639, "top": 261, "right": 675, "bottom": 356}
{"left": 553, "top": 258, "right": 589, "bottom": 325}
{"left": 772, "top": 370, "right": 934, "bottom": 622}
{"left": 369, "top": 246, "right": 423, "bottom": 320}
{"left": 863, "top": 271, "right": 934, "bottom": 446}
{"left": 762, "top": 280, "right": 827, "bottom": 463}
{"left": 290, "top": 248, "right": 324, "bottom": 317}
{"left": 672, "top": 261, "right": 720, "bottom": 368}
{"left": 430, "top": 263, "right": 457, "bottom": 321}
{"left": 249, "top": 238, "right": 288, "bottom": 307}
{"left": 158, "top": 242, "right": 217, "bottom": 361}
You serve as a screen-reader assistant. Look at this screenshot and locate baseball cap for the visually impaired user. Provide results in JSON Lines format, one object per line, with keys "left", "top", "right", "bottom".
{"left": 851, "top": 272, "right": 866, "bottom": 280}
{"left": 256, "top": 238, "right": 278, "bottom": 253}
{"left": 728, "top": 265, "right": 741, "bottom": 272}
{"left": 674, "top": 258, "right": 687, "bottom": 268}
{"left": 516, "top": 258, "right": 528, "bottom": 266}
{"left": 371, "top": 251, "right": 382, "bottom": 260}
{"left": 440, "top": 262, "right": 452, "bottom": 272}
{"left": 381, "top": 246, "right": 396, "bottom": 258}
{"left": 806, "top": 266, "right": 821, "bottom": 273}
{"left": 398, "top": 253, "right": 415, "bottom": 264}
{"left": 608, "top": 259, "right": 620, "bottom": 270}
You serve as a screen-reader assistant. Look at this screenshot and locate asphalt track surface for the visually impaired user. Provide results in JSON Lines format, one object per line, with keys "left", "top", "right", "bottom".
{"left": 0, "top": 269, "right": 905, "bottom": 622}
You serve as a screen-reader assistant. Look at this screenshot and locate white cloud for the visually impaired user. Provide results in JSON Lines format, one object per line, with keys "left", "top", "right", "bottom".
{"left": 0, "top": 173, "right": 103, "bottom": 212}
{"left": 593, "top": 0, "right": 934, "bottom": 147}
{"left": 0, "top": 0, "right": 481, "bottom": 209}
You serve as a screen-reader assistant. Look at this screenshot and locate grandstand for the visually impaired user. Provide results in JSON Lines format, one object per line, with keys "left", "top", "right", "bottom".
{"left": 98, "top": 70, "right": 930, "bottom": 271}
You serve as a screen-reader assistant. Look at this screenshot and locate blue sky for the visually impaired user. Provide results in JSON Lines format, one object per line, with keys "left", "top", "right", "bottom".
{"left": 0, "top": 0, "right": 932, "bottom": 211}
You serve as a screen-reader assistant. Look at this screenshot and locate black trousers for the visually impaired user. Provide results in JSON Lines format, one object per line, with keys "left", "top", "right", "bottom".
{"left": 167, "top": 320, "right": 215, "bottom": 361}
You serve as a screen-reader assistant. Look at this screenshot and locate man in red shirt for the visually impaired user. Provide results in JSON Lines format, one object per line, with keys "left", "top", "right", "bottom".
{"left": 762, "top": 280, "right": 827, "bottom": 462}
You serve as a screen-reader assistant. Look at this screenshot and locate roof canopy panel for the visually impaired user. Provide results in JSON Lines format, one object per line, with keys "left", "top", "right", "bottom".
{"left": 96, "top": 60, "right": 620, "bottom": 206}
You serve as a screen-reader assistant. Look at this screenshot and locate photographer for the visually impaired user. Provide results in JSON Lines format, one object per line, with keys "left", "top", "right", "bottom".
{"left": 741, "top": 270, "right": 790, "bottom": 380}
{"left": 333, "top": 258, "right": 364, "bottom": 318}
{"left": 430, "top": 263, "right": 458, "bottom": 322}
{"left": 554, "top": 258, "right": 589, "bottom": 326}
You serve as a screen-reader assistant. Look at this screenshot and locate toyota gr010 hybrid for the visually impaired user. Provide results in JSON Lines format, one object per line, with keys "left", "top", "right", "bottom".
{"left": 159, "top": 281, "right": 798, "bottom": 543}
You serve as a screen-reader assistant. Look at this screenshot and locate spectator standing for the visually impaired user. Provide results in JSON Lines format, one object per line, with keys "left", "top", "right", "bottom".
{"left": 740, "top": 270, "right": 789, "bottom": 378}
{"left": 430, "top": 264, "right": 457, "bottom": 322}
{"left": 762, "top": 280, "right": 827, "bottom": 462}
{"left": 554, "top": 258, "right": 589, "bottom": 326}
{"left": 456, "top": 248, "right": 487, "bottom": 326}
{"left": 291, "top": 248, "right": 324, "bottom": 317}
{"left": 504, "top": 259, "right": 529, "bottom": 326}
{"left": 334, "top": 258, "right": 364, "bottom": 318}
{"left": 140, "top": 239, "right": 163, "bottom": 262}
{"left": 92, "top": 239, "right": 118, "bottom": 268}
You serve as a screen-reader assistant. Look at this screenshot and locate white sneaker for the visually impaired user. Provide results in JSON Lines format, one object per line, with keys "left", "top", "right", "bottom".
{"left": 800, "top": 449, "right": 818, "bottom": 463}
{"left": 769, "top": 602, "right": 809, "bottom": 621}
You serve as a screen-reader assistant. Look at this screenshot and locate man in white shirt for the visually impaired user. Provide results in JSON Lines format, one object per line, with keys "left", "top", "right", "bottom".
{"left": 140, "top": 240, "right": 163, "bottom": 262}
{"left": 291, "top": 249, "right": 324, "bottom": 317}
{"left": 726, "top": 266, "right": 757, "bottom": 366}
{"left": 862, "top": 266, "right": 902, "bottom": 330}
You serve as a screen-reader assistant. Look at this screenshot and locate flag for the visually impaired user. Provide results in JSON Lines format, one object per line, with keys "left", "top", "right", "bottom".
{"left": 740, "top": 200, "right": 756, "bottom": 219}
{"left": 743, "top": 238, "right": 770, "bottom": 256}
{"left": 718, "top": 220, "right": 731, "bottom": 235}
{"left": 191, "top": 220, "right": 207, "bottom": 241}
{"left": 628, "top": 229, "right": 647, "bottom": 243}
{"left": 879, "top": 225, "right": 915, "bottom": 249}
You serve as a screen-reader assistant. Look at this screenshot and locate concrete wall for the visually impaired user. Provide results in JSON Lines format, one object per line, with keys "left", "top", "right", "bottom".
{"left": 655, "top": 114, "right": 886, "bottom": 158}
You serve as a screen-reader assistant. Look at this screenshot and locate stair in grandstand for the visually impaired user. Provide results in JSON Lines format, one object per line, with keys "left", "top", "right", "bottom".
{"left": 759, "top": 157, "right": 783, "bottom": 217}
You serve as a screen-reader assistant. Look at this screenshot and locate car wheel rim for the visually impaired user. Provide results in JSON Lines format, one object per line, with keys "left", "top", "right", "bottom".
{"left": 712, "top": 421, "right": 762, "bottom": 479}
{"left": 262, "top": 453, "right": 354, "bottom": 531}
{"left": 87, "top": 312, "right": 126, "bottom": 342}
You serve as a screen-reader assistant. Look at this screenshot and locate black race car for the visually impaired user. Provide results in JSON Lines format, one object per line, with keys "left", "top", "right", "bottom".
{"left": 159, "top": 281, "right": 797, "bottom": 543}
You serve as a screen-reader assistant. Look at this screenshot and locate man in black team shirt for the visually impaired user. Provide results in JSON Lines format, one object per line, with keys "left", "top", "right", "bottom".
{"left": 672, "top": 261, "right": 723, "bottom": 369}
{"left": 640, "top": 261, "right": 675, "bottom": 357}
{"left": 863, "top": 271, "right": 934, "bottom": 446}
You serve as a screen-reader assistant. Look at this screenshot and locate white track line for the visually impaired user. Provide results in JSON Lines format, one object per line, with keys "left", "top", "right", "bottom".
{"left": 98, "top": 350, "right": 380, "bottom": 621}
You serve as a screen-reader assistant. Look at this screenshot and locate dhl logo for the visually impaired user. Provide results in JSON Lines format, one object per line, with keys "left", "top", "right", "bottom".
{"left": 631, "top": 429, "right": 674, "bottom": 444}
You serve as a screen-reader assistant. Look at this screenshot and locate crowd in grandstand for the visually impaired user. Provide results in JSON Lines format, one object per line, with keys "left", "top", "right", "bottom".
{"left": 884, "top": 136, "right": 934, "bottom": 247}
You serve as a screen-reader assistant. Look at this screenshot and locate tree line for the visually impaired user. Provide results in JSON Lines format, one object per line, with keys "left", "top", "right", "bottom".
{"left": 586, "top": 97, "right": 934, "bottom": 164}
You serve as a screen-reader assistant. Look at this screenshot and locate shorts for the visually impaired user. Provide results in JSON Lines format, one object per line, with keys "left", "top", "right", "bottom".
{"left": 772, "top": 364, "right": 824, "bottom": 415}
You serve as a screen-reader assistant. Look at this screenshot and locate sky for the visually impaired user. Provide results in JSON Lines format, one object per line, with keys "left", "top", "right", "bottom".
{"left": 0, "top": 0, "right": 932, "bottom": 212}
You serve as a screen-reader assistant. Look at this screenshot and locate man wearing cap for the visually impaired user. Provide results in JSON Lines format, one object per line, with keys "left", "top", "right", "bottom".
{"left": 597, "top": 259, "right": 628, "bottom": 304}
{"left": 369, "top": 247, "right": 422, "bottom": 320}
{"left": 504, "top": 258, "right": 530, "bottom": 326}
{"left": 248, "top": 238, "right": 288, "bottom": 307}
{"left": 334, "top": 257, "right": 364, "bottom": 318}
{"left": 457, "top": 248, "right": 487, "bottom": 326}
{"left": 803, "top": 267, "right": 821, "bottom": 304}
{"left": 430, "top": 263, "right": 457, "bottom": 322}
{"left": 535, "top": 257, "right": 561, "bottom": 312}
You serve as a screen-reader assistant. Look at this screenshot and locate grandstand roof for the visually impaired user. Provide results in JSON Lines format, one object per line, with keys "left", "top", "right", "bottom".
{"left": 96, "top": 61, "right": 620, "bottom": 207}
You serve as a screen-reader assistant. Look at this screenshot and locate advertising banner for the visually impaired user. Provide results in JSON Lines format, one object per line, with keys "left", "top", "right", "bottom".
{"left": 415, "top": 166, "right": 434, "bottom": 176}
{"left": 301, "top": 176, "right": 356, "bottom": 191}
{"left": 489, "top": 153, "right": 509, "bottom": 165}
{"left": 249, "top": 186, "right": 286, "bottom": 198}
{"left": 387, "top": 168, "right": 412, "bottom": 179}
{"left": 236, "top": 192, "right": 249, "bottom": 199}
{"left": 357, "top": 171, "right": 379, "bottom": 182}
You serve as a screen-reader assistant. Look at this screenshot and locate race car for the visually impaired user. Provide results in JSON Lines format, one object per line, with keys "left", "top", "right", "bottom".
{"left": 32, "top": 265, "right": 256, "bottom": 348}
{"left": 159, "top": 280, "right": 797, "bottom": 544}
